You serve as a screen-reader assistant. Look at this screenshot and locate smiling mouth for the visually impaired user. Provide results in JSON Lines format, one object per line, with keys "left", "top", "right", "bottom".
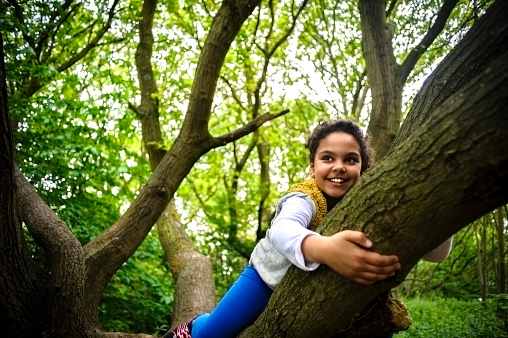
{"left": 329, "top": 178, "right": 346, "bottom": 183}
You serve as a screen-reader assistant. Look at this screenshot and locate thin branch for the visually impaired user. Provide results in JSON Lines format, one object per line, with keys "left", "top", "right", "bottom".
{"left": 42, "top": 3, "right": 82, "bottom": 64}
{"left": 220, "top": 75, "right": 247, "bottom": 111}
{"left": 253, "top": 0, "right": 309, "bottom": 114}
{"left": 36, "top": 0, "right": 75, "bottom": 60}
{"left": 57, "top": 0, "right": 121, "bottom": 72}
{"left": 7, "top": 0, "right": 36, "bottom": 50}
{"left": 211, "top": 109, "right": 289, "bottom": 148}
{"left": 399, "top": 0, "right": 459, "bottom": 85}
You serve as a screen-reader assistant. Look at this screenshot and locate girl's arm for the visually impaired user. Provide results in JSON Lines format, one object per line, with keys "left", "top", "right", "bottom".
{"left": 267, "top": 195, "right": 321, "bottom": 271}
{"left": 269, "top": 195, "right": 400, "bottom": 285}
{"left": 423, "top": 236, "right": 453, "bottom": 262}
{"left": 301, "top": 231, "right": 400, "bottom": 285}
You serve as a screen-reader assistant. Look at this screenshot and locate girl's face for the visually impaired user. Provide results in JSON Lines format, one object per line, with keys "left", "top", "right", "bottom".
{"left": 310, "top": 132, "right": 362, "bottom": 208}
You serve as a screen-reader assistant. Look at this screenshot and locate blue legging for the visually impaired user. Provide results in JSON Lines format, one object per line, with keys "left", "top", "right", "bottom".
{"left": 191, "top": 265, "right": 273, "bottom": 338}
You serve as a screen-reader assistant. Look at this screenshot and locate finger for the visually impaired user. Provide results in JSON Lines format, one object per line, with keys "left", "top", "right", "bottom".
{"left": 353, "top": 278, "right": 376, "bottom": 285}
{"left": 361, "top": 264, "right": 399, "bottom": 276}
{"left": 362, "top": 251, "right": 400, "bottom": 267}
{"left": 343, "top": 230, "right": 373, "bottom": 249}
{"left": 354, "top": 270, "right": 397, "bottom": 284}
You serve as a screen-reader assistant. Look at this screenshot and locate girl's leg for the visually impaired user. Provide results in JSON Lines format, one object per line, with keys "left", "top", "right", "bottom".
{"left": 192, "top": 265, "right": 272, "bottom": 338}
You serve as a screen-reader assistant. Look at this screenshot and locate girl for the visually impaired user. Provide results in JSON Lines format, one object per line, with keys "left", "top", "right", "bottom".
{"left": 165, "top": 120, "right": 452, "bottom": 338}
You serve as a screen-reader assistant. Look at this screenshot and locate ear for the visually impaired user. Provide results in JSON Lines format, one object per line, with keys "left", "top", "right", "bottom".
{"left": 309, "top": 164, "right": 315, "bottom": 178}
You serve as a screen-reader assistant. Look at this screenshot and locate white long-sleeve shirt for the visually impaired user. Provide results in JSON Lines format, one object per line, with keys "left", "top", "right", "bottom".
{"left": 249, "top": 193, "right": 453, "bottom": 289}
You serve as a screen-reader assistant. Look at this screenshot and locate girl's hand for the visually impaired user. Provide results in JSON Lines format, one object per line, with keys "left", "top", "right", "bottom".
{"left": 301, "top": 230, "right": 400, "bottom": 285}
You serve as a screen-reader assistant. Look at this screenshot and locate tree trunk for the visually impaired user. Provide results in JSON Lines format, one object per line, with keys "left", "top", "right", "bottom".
{"left": 157, "top": 202, "right": 216, "bottom": 326}
{"left": 362, "top": 0, "right": 458, "bottom": 159}
{"left": 0, "top": 33, "right": 47, "bottom": 338}
{"left": 497, "top": 207, "right": 506, "bottom": 294}
{"left": 476, "top": 219, "right": 489, "bottom": 301}
{"left": 361, "top": 0, "right": 402, "bottom": 159}
{"left": 130, "top": 0, "right": 216, "bottom": 326}
{"left": 240, "top": 3, "right": 508, "bottom": 334}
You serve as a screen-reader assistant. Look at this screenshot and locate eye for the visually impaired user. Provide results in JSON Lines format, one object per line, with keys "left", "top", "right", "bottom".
{"left": 346, "top": 156, "right": 359, "bottom": 163}
{"left": 322, "top": 155, "right": 333, "bottom": 162}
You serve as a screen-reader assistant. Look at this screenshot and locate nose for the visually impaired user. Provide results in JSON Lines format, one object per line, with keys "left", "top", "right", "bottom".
{"left": 333, "top": 162, "right": 345, "bottom": 172}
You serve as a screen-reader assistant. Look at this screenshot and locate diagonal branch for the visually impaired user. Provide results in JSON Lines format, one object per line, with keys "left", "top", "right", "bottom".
{"left": 7, "top": 0, "right": 36, "bottom": 50}
{"left": 210, "top": 109, "right": 289, "bottom": 148}
{"left": 241, "top": 48, "right": 508, "bottom": 337}
{"left": 180, "top": 0, "right": 263, "bottom": 138}
{"left": 36, "top": 0, "right": 75, "bottom": 60}
{"left": 57, "top": 0, "right": 120, "bottom": 73}
{"left": 14, "top": 165, "right": 85, "bottom": 334}
{"left": 41, "top": 3, "right": 82, "bottom": 64}
{"left": 399, "top": 0, "right": 459, "bottom": 86}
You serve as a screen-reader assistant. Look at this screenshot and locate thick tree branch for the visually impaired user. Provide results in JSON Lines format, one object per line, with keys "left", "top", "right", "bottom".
{"left": 241, "top": 49, "right": 508, "bottom": 337}
{"left": 180, "top": 0, "right": 262, "bottom": 138}
{"left": 15, "top": 165, "right": 86, "bottom": 334}
{"left": 134, "top": 0, "right": 165, "bottom": 171}
{"left": 362, "top": 0, "right": 401, "bottom": 159}
{"left": 82, "top": 0, "right": 263, "bottom": 325}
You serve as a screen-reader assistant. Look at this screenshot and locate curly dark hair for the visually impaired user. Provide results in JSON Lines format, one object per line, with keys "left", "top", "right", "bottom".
{"left": 305, "top": 120, "right": 375, "bottom": 173}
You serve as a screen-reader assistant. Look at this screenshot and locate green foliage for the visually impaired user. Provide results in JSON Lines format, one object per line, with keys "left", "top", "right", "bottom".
{"left": 397, "top": 208, "right": 506, "bottom": 301}
{"left": 395, "top": 297, "right": 508, "bottom": 337}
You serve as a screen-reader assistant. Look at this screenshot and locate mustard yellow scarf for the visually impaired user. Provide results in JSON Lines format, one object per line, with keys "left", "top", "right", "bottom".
{"left": 288, "top": 178, "right": 327, "bottom": 230}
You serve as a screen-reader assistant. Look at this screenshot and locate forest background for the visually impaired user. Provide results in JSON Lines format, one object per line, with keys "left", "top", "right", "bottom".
{"left": 1, "top": 0, "right": 508, "bottom": 336}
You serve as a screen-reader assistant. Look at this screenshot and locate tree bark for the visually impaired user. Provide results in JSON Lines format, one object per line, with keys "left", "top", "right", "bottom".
{"left": 157, "top": 202, "right": 216, "bottom": 326}
{"left": 0, "top": 33, "right": 47, "bottom": 338}
{"left": 240, "top": 16, "right": 508, "bottom": 338}
{"left": 361, "top": 0, "right": 402, "bottom": 159}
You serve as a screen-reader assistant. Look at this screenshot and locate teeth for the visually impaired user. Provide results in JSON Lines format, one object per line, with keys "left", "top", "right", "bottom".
{"left": 330, "top": 178, "right": 345, "bottom": 183}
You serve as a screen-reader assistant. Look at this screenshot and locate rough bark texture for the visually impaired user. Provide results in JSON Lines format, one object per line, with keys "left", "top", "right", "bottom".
{"left": 0, "top": 33, "right": 47, "bottom": 338}
{"left": 15, "top": 166, "right": 88, "bottom": 336}
{"left": 241, "top": 48, "right": 508, "bottom": 337}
